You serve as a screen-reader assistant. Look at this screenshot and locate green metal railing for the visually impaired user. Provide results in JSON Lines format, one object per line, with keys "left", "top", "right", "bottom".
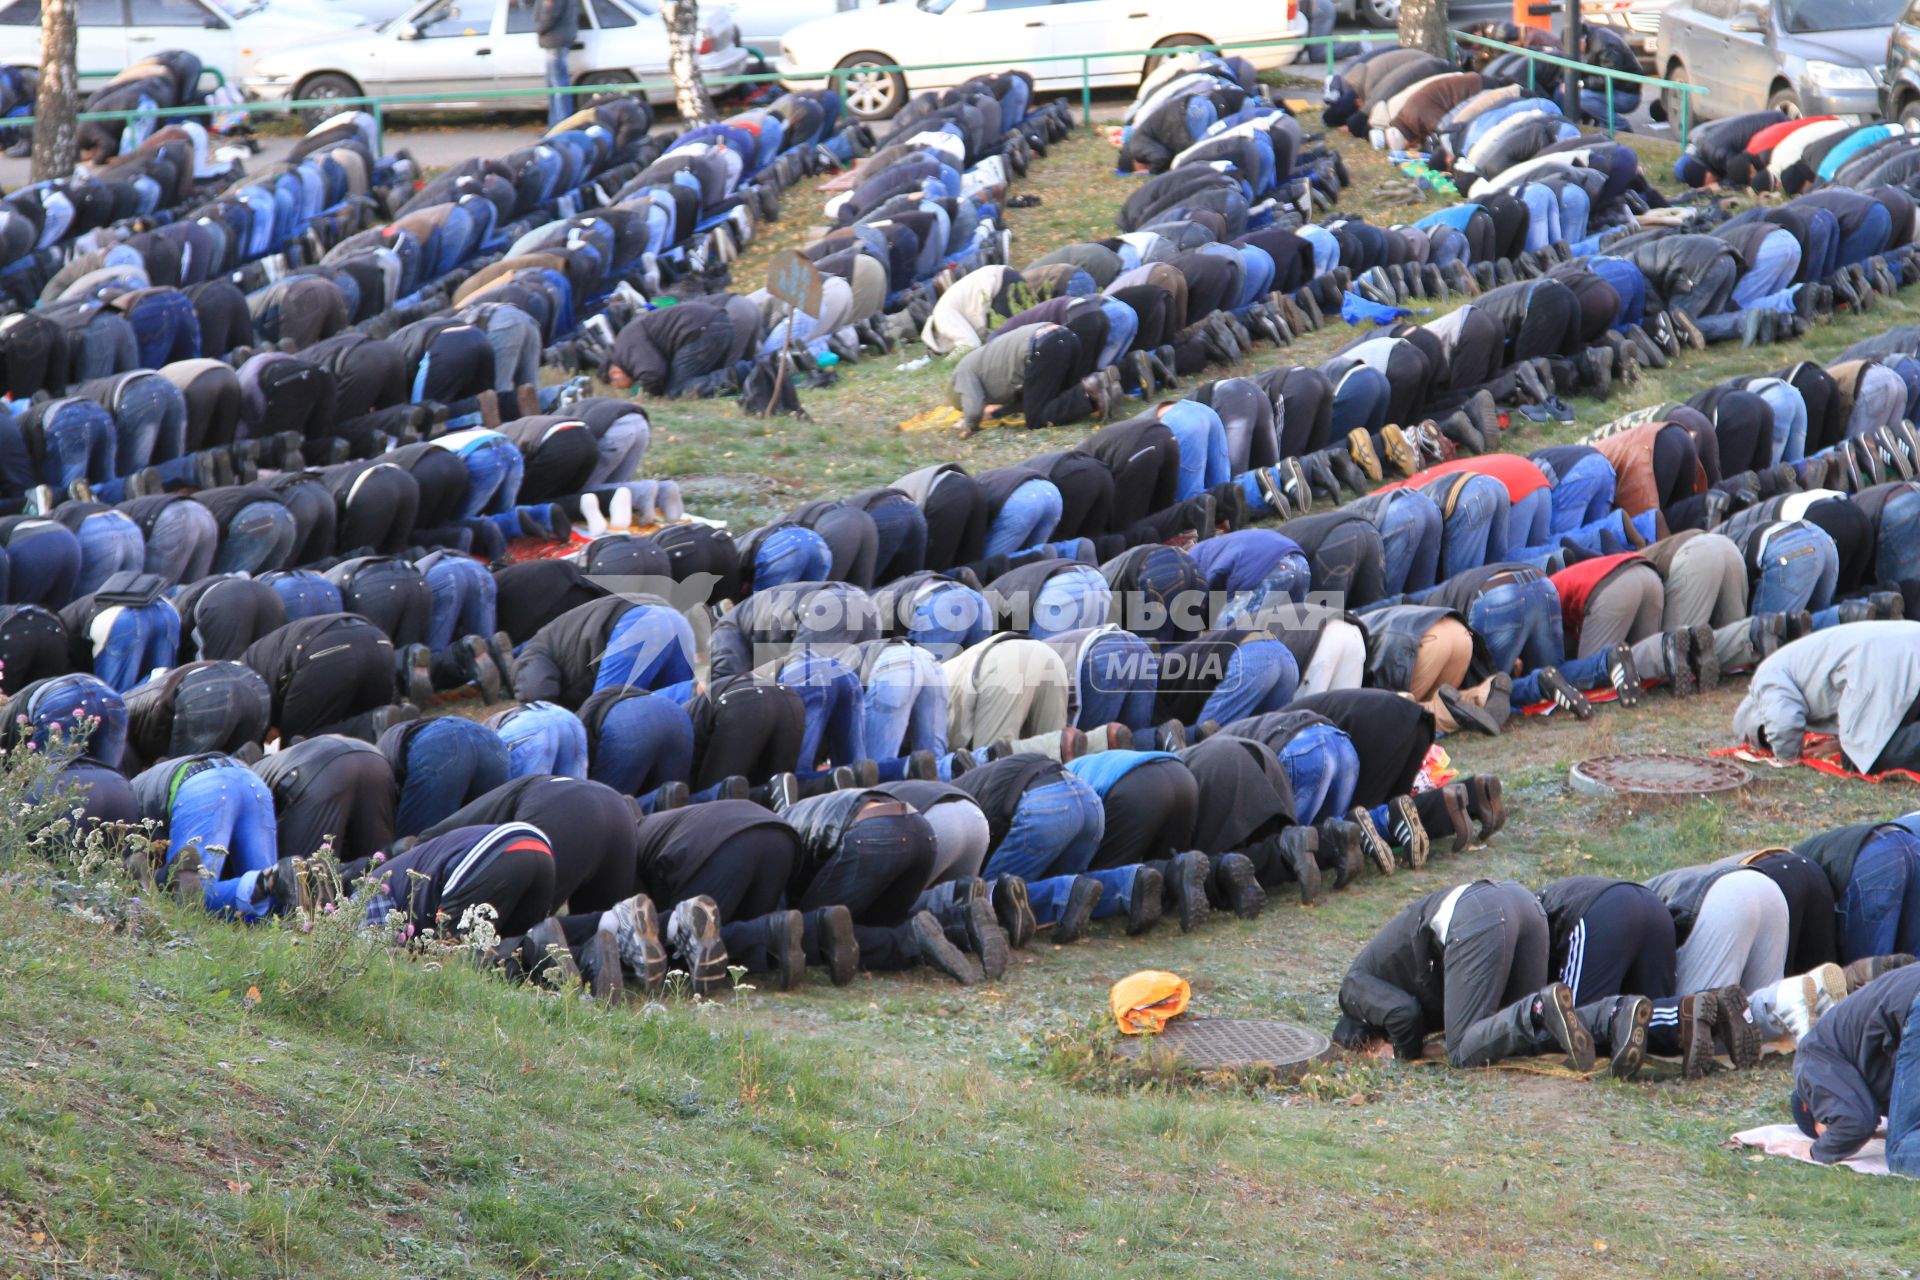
{"left": 79, "top": 67, "right": 226, "bottom": 91}
{"left": 1452, "top": 29, "right": 1705, "bottom": 145}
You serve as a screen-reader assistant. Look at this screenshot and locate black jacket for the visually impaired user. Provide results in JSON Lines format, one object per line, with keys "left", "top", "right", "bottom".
{"left": 533, "top": 0, "right": 578, "bottom": 49}
{"left": 1793, "top": 821, "right": 1886, "bottom": 897}
{"left": 1793, "top": 966, "right": 1920, "bottom": 1163}
{"left": 1334, "top": 882, "right": 1493, "bottom": 1058}
{"left": 1178, "top": 734, "right": 1295, "bottom": 851}
{"left": 952, "top": 753, "right": 1062, "bottom": 849}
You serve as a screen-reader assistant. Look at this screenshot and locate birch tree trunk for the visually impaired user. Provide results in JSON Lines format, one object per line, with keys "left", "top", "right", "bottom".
{"left": 1398, "top": 0, "right": 1450, "bottom": 61}
{"left": 664, "top": 0, "right": 718, "bottom": 125}
{"left": 32, "top": 0, "right": 79, "bottom": 182}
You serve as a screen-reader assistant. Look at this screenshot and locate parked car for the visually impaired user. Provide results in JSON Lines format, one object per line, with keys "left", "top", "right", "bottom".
{"left": 0, "top": 0, "right": 369, "bottom": 87}
{"left": 1881, "top": 0, "right": 1920, "bottom": 123}
{"left": 243, "top": 0, "right": 752, "bottom": 120}
{"left": 1657, "top": 0, "right": 1899, "bottom": 120}
{"left": 725, "top": 0, "right": 897, "bottom": 56}
{"left": 775, "top": 0, "right": 1309, "bottom": 123}
{"left": 1582, "top": 0, "right": 1673, "bottom": 71}
{"left": 1335, "top": 0, "right": 1509, "bottom": 30}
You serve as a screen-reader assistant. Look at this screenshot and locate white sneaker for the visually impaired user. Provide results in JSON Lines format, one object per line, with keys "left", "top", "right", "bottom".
{"left": 608, "top": 486, "right": 633, "bottom": 532}
{"left": 579, "top": 491, "right": 607, "bottom": 537}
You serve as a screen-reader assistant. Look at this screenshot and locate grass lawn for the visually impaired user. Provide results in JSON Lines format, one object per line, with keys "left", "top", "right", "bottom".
{"left": 5, "top": 96, "right": 1920, "bottom": 1280}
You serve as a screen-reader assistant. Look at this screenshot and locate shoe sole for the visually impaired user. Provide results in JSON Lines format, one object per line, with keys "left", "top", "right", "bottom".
{"left": 1610, "top": 998, "right": 1651, "bottom": 1079}
{"left": 821, "top": 905, "right": 859, "bottom": 987}
{"left": 1352, "top": 809, "right": 1394, "bottom": 876}
{"left": 589, "top": 930, "right": 624, "bottom": 1003}
{"left": 1392, "top": 796, "right": 1428, "bottom": 871}
{"left": 965, "top": 897, "right": 1009, "bottom": 981}
{"left": 1175, "top": 855, "right": 1210, "bottom": 933}
{"left": 1219, "top": 853, "right": 1268, "bottom": 917}
{"left": 773, "top": 910, "right": 806, "bottom": 992}
{"left": 1713, "top": 987, "right": 1765, "bottom": 1069}
{"left": 996, "top": 877, "right": 1036, "bottom": 949}
{"left": 1539, "top": 985, "right": 1597, "bottom": 1072}
{"left": 912, "top": 913, "right": 980, "bottom": 982}
{"left": 1054, "top": 879, "right": 1103, "bottom": 944}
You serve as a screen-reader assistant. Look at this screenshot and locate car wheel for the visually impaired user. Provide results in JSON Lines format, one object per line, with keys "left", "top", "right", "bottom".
{"left": 1659, "top": 61, "right": 1688, "bottom": 126}
{"left": 577, "top": 69, "right": 638, "bottom": 109}
{"left": 1144, "top": 34, "right": 1214, "bottom": 81}
{"left": 1768, "top": 87, "right": 1802, "bottom": 118}
{"left": 1902, "top": 98, "right": 1920, "bottom": 128}
{"left": 835, "top": 53, "right": 905, "bottom": 122}
{"left": 293, "top": 72, "right": 362, "bottom": 129}
{"left": 1359, "top": 0, "right": 1398, "bottom": 27}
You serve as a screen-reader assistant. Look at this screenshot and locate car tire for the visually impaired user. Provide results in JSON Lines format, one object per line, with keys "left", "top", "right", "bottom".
{"left": 1144, "top": 34, "right": 1215, "bottom": 81}
{"left": 577, "top": 69, "right": 639, "bottom": 109}
{"left": 1902, "top": 98, "right": 1920, "bottom": 128}
{"left": 293, "top": 72, "right": 362, "bottom": 129}
{"left": 835, "top": 53, "right": 905, "bottom": 123}
{"left": 1768, "top": 86, "right": 1802, "bottom": 118}
{"left": 1359, "top": 0, "right": 1398, "bottom": 27}
{"left": 1660, "top": 61, "right": 1688, "bottom": 126}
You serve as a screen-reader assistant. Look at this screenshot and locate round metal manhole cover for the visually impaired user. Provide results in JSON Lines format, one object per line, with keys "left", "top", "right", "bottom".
{"left": 1569, "top": 753, "right": 1751, "bottom": 799}
{"left": 1112, "top": 1018, "right": 1332, "bottom": 1076}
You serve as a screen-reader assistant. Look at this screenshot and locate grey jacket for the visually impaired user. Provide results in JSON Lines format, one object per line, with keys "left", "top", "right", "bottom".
{"left": 1732, "top": 621, "right": 1920, "bottom": 772}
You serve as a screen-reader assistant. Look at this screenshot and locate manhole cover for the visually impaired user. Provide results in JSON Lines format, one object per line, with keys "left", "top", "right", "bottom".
{"left": 1112, "top": 1018, "right": 1331, "bottom": 1076}
{"left": 1569, "top": 753, "right": 1751, "bottom": 798}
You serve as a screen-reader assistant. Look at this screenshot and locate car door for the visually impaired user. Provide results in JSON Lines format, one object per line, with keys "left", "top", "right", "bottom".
{"left": 376, "top": 0, "right": 502, "bottom": 95}
{"left": 939, "top": 0, "right": 1054, "bottom": 84}
{"left": 1043, "top": 0, "right": 1149, "bottom": 84}
{"left": 0, "top": 0, "right": 130, "bottom": 74}
{"left": 125, "top": 0, "right": 231, "bottom": 74}
{"left": 1720, "top": 0, "right": 1780, "bottom": 111}
{"left": 495, "top": 0, "right": 568, "bottom": 93}
{"left": 1671, "top": 0, "right": 1734, "bottom": 102}
{"left": 582, "top": 0, "right": 671, "bottom": 85}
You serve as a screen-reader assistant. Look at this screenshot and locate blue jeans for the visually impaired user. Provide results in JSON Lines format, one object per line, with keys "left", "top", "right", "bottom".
{"left": 90, "top": 600, "right": 179, "bottom": 692}
{"left": 1029, "top": 566, "right": 1111, "bottom": 640}
{"left": 588, "top": 693, "right": 695, "bottom": 799}
{"left": 1077, "top": 629, "right": 1158, "bottom": 730}
{"left": 1749, "top": 378, "right": 1809, "bottom": 464}
{"left": 394, "top": 716, "right": 510, "bottom": 835}
{"left": 902, "top": 582, "right": 992, "bottom": 655}
{"left": 1506, "top": 487, "right": 1552, "bottom": 552}
{"left": 1161, "top": 401, "right": 1232, "bottom": 500}
{"left": 985, "top": 774, "right": 1105, "bottom": 920}
{"left": 1463, "top": 574, "right": 1603, "bottom": 699}
{"left": 1751, "top": 522, "right": 1839, "bottom": 616}
{"left": 594, "top": 605, "right": 697, "bottom": 698}
{"left": 1434, "top": 474, "right": 1509, "bottom": 578}
{"left": 781, "top": 651, "right": 866, "bottom": 773}
{"left": 1279, "top": 723, "right": 1358, "bottom": 824}
{"left": 6, "top": 521, "right": 80, "bottom": 607}
{"left": 1029, "top": 863, "right": 1147, "bottom": 925}
{"left": 1546, "top": 453, "right": 1618, "bottom": 532}
{"left": 40, "top": 400, "right": 116, "bottom": 488}
{"left": 1838, "top": 830, "right": 1920, "bottom": 962}
{"left": 546, "top": 48, "right": 572, "bottom": 124}
{"left": 495, "top": 700, "right": 590, "bottom": 778}
{"left": 862, "top": 642, "right": 949, "bottom": 760}
{"left": 1330, "top": 366, "right": 1391, "bottom": 436}
{"left": 141, "top": 498, "right": 218, "bottom": 586}
{"left": 74, "top": 511, "right": 145, "bottom": 598}
{"left": 1196, "top": 637, "right": 1298, "bottom": 725}
{"left": 265, "top": 569, "right": 344, "bottom": 621}
{"left": 755, "top": 525, "right": 833, "bottom": 589}
{"left": 455, "top": 435, "right": 525, "bottom": 519}
{"left": 1889, "top": 993, "right": 1920, "bottom": 1175}
{"left": 985, "top": 479, "right": 1063, "bottom": 559}
{"left": 171, "top": 762, "right": 280, "bottom": 921}
{"left": 213, "top": 500, "right": 297, "bottom": 575}
{"left": 1732, "top": 228, "right": 1803, "bottom": 312}
{"left": 1878, "top": 487, "right": 1920, "bottom": 586}
{"left": 1836, "top": 202, "right": 1894, "bottom": 269}
{"left": 423, "top": 555, "right": 497, "bottom": 656}
{"left": 21, "top": 672, "right": 127, "bottom": 766}
{"left": 1368, "top": 491, "right": 1442, "bottom": 596}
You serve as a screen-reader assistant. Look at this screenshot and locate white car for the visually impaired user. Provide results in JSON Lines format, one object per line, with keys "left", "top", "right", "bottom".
{"left": 243, "top": 0, "right": 752, "bottom": 120}
{"left": 0, "top": 0, "right": 369, "bottom": 89}
{"left": 724, "top": 0, "right": 893, "bottom": 55}
{"left": 775, "top": 0, "right": 1309, "bottom": 121}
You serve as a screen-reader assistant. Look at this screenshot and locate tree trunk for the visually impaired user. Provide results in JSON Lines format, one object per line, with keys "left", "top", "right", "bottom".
{"left": 1398, "top": 0, "right": 1450, "bottom": 61}
{"left": 664, "top": 0, "right": 717, "bottom": 126}
{"left": 32, "top": 0, "right": 79, "bottom": 182}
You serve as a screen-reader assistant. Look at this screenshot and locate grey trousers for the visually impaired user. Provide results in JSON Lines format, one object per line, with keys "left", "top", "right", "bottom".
{"left": 1676, "top": 869, "right": 1789, "bottom": 996}
{"left": 1443, "top": 880, "right": 1554, "bottom": 1067}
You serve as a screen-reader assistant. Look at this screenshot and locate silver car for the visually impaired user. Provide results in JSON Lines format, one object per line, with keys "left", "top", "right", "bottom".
{"left": 1657, "top": 0, "right": 1900, "bottom": 119}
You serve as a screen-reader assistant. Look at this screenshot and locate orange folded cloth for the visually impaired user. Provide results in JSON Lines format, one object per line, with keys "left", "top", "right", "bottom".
{"left": 1111, "top": 969, "right": 1191, "bottom": 1035}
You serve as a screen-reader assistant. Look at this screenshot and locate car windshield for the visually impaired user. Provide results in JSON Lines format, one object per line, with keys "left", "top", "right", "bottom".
{"left": 207, "top": 0, "right": 263, "bottom": 16}
{"left": 380, "top": 0, "right": 451, "bottom": 31}
{"left": 1778, "top": 0, "right": 1904, "bottom": 31}
{"left": 918, "top": 0, "right": 959, "bottom": 12}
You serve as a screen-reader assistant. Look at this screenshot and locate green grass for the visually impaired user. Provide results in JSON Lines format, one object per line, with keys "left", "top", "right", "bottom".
{"left": 7, "top": 105, "right": 1920, "bottom": 1280}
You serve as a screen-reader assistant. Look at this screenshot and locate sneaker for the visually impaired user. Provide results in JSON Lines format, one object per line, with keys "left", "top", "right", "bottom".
{"left": 1126, "top": 865, "right": 1165, "bottom": 935}
{"left": 604, "top": 894, "right": 667, "bottom": 995}
{"left": 1388, "top": 795, "right": 1429, "bottom": 870}
{"left": 1770, "top": 968, "right": 1829, "bottom": 1042}
{"left": 1532, "top": 982, "right": 1596, "bottom": 1071}
{"left": 524, "top": 917, "right": 581, "bottom": 988}
{"left": 764, "top": 772, "right": 800, "bottom": 812}
{"left": 816, "top": 904, "right": 859, "bottom": 986}
{"left": 1379, "top": 424, "right": 1420, "bottom": 478}
{"left": 1217, "top": 850, "right": 1268, "bottom": 917}
{"left": 1842, "top": 953, "right": 1917, "bottom": 993}
{"left": 911, "top": 909, "right": 982, "bottom": 982}
{"left": 1608, "top": 995, "right": 1652, "bottom": 1079}
{"left": 1338, "top": 809, "right": 1389, "bottom": 879}
{"left": 1707, "top": 985, "right": 1764, "bottom": 1069}
{"left": 1668, "top": 308, "right": 1705, "bottom": 351}
{"left": 1438, "top": 685, "right": 1501, "bottom": 736}
{"left": 1346, "top": 428, "right": 1384, "bottom": 483}
{"left": 1603, "top": 642, "right": 1642, "bottom": 707}
{"left": 1168, "top": 850, "right": 1212, "bottom": 933}
{"left": 1052, "top": 876, "right": 1104, "bottom": 945}
{"left": 994, "top": 874, "right": 1036, "bottom": 949}
{"left": 666, "top": 895, "right": 730, "bottom": 997}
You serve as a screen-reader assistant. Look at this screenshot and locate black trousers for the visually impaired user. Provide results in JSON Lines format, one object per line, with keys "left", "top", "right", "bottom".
{"left": 650, "top": 825, "right": 803, "bottom": 971}
{"left": 405, "top": 447, "right": 473, "bottom": 531}
{"left": 520, "top": 425, "right": 600, "bottom": 504}
{"left": 1559, "top": 883, "right": 1678, "bottom": 1004}
{"left": 278, "top": 632, "right": 396, "bottom": 740}
{"left": 273, "top": 747, "right": 397, "bottom": 865}
{"left": 338, "top": 464, "right": 422, "bottom": 557}
{"left": 1101, "top": 435, "right": 1181, "bottom": 534}
{"left": 1111, "top": 285, "right": 1174, "bottom": 354}
{"left": 1651, "top": 423, "right": 1702, "bottom": 516}
{"left": 1713, "top": 391, "right": 1773, "bottom": 479}
{"left": 1091, "top": 758, "right": 1198, "bottom": 869}
{"left": 795, "top": 811, "right": 938, "bottom": 971}
{"left": 1512, "top": 282, "right": 1582, "bottom": 363}
{"left": 443, "top": 843, "right": 555, "bottom": 939}
{"left": 336, "top": 560, "right": 434, "bottom": 648}
{"left": 1805, "top": 499, "right": 1875, "bottom": 595}
{"left": 922, "top": 470, "right": 991, "bottom": 571}
{"left": 692, "top": 682, "right": 807, "bottom": 788}
{"left": 809, "top": 503, "right": 880, "bottom": 590}
{"left": 1047, "top": 451, "right": 1116, "bottom": 541}
{"left": 1022, "top": 328, "right": 1092, "bottom": 431}
{"left": 272, "top": 476, "right": 338, "bottom": 566}
{"left": 0, "top": 605, "right": 71, "bottom": 695}
{"left": 140, "top": 661, "right": 272, "bottom": 767}
{"left": 663, "top": 318, "right": 737, "bottom": 397}
{"left": 1749, "top": 853, "right": 1841, "bottom": 971}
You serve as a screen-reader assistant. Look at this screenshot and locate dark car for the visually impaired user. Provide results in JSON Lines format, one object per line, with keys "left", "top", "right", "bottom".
{"left": 1884, "top": 0, "right": 1920, "bottom": 122}
{"left": 1658, "top": 0, "right": 1898, "bottom": 120}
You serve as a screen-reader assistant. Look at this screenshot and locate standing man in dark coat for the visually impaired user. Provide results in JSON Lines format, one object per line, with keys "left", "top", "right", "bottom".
{"left": 531, "top": 0, "right": 579, "bottom": 128}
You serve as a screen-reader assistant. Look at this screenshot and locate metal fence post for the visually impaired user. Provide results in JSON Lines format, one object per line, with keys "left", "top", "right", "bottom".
{"left": 370, "top": 99, "right": 384, "bottom": 153}
{"left": 1081, "top": 56, "right": 1092, "bottom": 127}
{"left": 1679, "top": 91, "right": 1690, "bottom": 148}
{"left": 1605, "top": 71, "right": 1615, "bottom": 137}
